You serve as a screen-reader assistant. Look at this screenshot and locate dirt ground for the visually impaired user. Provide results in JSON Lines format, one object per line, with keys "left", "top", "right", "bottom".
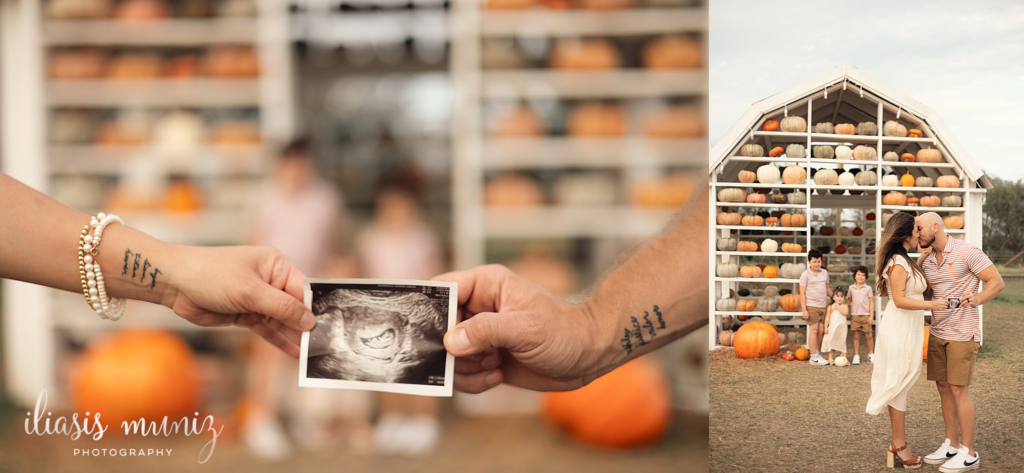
{"left": 710, "top": 280, "right": 1024, "bottom": 472}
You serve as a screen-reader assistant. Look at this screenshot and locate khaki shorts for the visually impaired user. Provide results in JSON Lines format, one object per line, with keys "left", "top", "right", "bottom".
{"left": 927, "top": 335, "right": 980, "bottom": 386}
{"left": 805, "top": 306, "right": 826, "bottom": 326}
{"left": 850, "top": 315, "right": 872, "bottom": 333}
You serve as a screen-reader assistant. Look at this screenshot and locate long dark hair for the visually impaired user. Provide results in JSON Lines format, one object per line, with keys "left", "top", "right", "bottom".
{"left": 875, "top": 212, "right": 932, "bottom": 298}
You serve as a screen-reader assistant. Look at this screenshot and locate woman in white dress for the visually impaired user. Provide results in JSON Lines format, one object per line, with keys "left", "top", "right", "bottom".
{"left": 866, "top": 212, "right": 948, "bottom": 469}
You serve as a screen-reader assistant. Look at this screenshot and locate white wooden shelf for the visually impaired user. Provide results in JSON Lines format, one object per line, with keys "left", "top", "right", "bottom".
{"left": 714, "top": 202, "right": 807, "bottom": 209}
{"left": 878, "top": 186, "right": 967, "bottom": 193}
{"left": 714, "top": 277, "right": 801, "bottom": 283}
{"left": 43, "top": 19, "right": 258, "bottom": 46}
{"left": 808, "top": 158, "right": 879, "bottom": 166}
{"left": 724, "top": 156, "right": 805, "bottom": 163}
{"left": 48, "top": 145, "right": 269, "bottom": 176}
{"left": 51, "top": 295, "right": 247, "bottom": 332}
{"left": 119, "top": 210, "right": 250, "bottom": 245}
{"left": 713, "top": 182, "right": 806, "bottom": 189}
{"left": 716, "top": 225, "right": 808, "bottom": 232}
{"left": 878, "top": 161, "right": 958, "bottom": 169}
{"left": 881, "top": 136, "right": 937, "bottom": 143}
{"left": 716, "top": 252, "right": 807, "bottom": 257}
{"left": 483, "top": 137, "right": 706, "bottom": 170}
{"left": 751, "top": 131, "right": 806, "bottom": 139}
{"left": 481, "top": 70, "right": 705, "bottom": 99}
{"left": 809, "top": 133, "right": 881, "bottom": 142}
{"left": 47, "top": 79, "right": 261, "bottom": 107}
{"left": 880, "top": 205, "right": 966, "bottom": 212}
{"left": 484, "top": 206, "right": 673, "bottom": 238}
{"left": 715, "top": 311, "right": 802, "bottom": 317}
{"left": 480, "top": 8, "right": 707, "bottom": 37}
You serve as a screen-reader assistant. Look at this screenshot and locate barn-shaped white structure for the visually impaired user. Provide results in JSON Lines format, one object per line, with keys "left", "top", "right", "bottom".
{"left": 708, "top": 64, "right": 991, "bottom": 349}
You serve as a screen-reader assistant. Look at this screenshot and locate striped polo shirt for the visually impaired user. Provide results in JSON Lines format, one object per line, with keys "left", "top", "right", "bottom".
{"left": 920, "top": 237, "right": 993, "bottom": 342}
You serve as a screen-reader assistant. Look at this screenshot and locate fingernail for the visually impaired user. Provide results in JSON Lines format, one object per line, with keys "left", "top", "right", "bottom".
{"left": 449, "top": 327, "right": 471, "bottom": 353}
{"left": 482, "top": 354, "right": 500, "bottom": 369}
{"left": 484, "top": 370, "right": 502, "bottom": 387}
{"left": 301, "top": 311, "right": 316, "bottom": 331}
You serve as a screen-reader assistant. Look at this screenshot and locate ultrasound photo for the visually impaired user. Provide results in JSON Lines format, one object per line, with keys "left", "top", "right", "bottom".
{"left": 298, "top": 278, "right": 457, "bottom": 397}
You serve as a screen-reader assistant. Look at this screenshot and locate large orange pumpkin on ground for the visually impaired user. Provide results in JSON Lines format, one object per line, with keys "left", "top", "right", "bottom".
{"left": 733, "top": 321, "right": 781, "bottom": 359}
{"left": 543, "top": 356, "right": 671, "bottom": 449}
{"left": 71, "top": 329, "right": 202, "bottom": 432}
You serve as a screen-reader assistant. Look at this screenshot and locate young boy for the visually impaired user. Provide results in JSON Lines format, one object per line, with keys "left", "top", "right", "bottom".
{"left": 847, "top": 265, "right": 875, "bottom": 365}
{"left": 800, "top": 249, "right": 833, "bottom": 365}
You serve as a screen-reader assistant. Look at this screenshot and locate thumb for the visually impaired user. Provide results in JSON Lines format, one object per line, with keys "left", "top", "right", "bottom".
{"left": 250, "top": 282, "right": 316, "bottom": 331}
{"left": 444, "top": 311, "right": 518, "bottom": 357}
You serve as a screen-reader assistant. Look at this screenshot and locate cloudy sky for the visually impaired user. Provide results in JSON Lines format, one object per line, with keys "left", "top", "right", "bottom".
{"left": 710, "top": 0, "right": 1024, "bottom": 181}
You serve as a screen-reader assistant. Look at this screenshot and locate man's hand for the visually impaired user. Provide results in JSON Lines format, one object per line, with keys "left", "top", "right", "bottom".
{"left": 961, "top": 291, "right": 977, "bottom": 308}
{"left": 161, "top": 245, "right": 315, "bottom": 358}
{"left": 434, "top": 265, "right": 604, "bottom": 394}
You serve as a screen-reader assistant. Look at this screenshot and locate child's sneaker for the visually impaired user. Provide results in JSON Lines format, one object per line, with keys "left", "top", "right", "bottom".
{"left": 869, "top": 353, "right": 875, "bottom": 363}
{"left": 852, "top": 355, "right": 861, "bottom": 365}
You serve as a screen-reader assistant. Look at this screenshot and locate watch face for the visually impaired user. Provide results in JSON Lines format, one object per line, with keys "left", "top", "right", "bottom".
{"left": 946, "top": 297, "right": 961, "bottom": 309}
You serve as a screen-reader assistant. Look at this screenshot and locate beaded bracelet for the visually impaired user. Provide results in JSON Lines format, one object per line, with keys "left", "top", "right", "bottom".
{"left": 78, "top": 212, "right": 127, "bottom": 321}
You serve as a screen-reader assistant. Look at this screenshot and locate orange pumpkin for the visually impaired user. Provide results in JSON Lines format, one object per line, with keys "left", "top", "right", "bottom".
{"left": 738, "top": 240, "right": 758, "bottom": 252}
{"left": 716, "top": 212, "right": 742, "bottom": 225}
{"left": 741, "top": 215, "right": 764, "bottom": 227}
{"left": 937, "top": 176, "right": 960, "bottom": 188}
{"left": 781, "top": 243, "right": 803, "bottom": 253}
{"left": 164, "top": 180, "right": 203, "bottom": 213}
{"left": 739, "top": 265, "right": 762, "bottom": 279}
{"left": 780, "top": 294, "right": 801, "bottom": 311}
{"left": 768, "top": 146, "right": 785, "bottom": 157}
{"left": 781, "top": 213, "right": 806, "bottom": 228}
{"left": 900, "top": 172, "right": 915, "bottom": 187}
{"left": 923, "top": 326, "right": 929, "bottom": 360}
{"left": 908, "top": 129, "right": 923, "bottom": 138}
{"left": 763, "top": 265, "right": 779, "bottom": 278}
{"left": 733, "top": 321, "right": 781, "bottom": 359}
{"left": 763, "top": 119, "right": 780, "bottom": 132}
{"left": 907, "top": 197, "right": 920, "bottom": 206}
{"left": 883, "top": 192, "right": 907, "bottom": 206}
{"left": 921, "top": 195, "right": 941, "bottom": 207}
{"left": 794, "top": 347, "right": 810, "bottom": 361}
{"left": 71, "top": 330, "right": 202, "bottom": 432}
{"left": 738, "top": 170, "right": 757, "bottom": 183}
{"left": 901, "top": 153, "right": 916, "bottom": 162}
{"left": 944, "top": 215, "right": 964, "bottom": 229}
{"left": 543, "top": 356, "right": 670, "bottom": 449}
{"left": 746, "top": 193, "right": 767, "bottom": 204}
{"left": 738, "top": 299, "right": 756, "bottom": 311}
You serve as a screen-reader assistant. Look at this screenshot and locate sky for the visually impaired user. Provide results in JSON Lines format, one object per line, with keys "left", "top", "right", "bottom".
{"left": 709, "top": 0, "right": 1024, "bottom": 181}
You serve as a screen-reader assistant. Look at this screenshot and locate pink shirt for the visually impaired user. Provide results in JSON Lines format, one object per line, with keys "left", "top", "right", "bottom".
{"left": 920, "top": 237, "right": 993, "bottom": 342}
{"left": 800, "top": 268, "right": 830, "bottom": 308}
{"left": 847, "top": 283, "right": 873, "bottom": 316}
{"left": 356, "top": 222, "right": 442, "bottom": 280}
{"left": 248, "top": 180, "right": 343, "bottom": 276}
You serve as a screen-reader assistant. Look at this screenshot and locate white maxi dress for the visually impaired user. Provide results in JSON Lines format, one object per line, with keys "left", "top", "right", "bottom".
{"left": 866, "top": 255, "right": 926, "bottom": 414}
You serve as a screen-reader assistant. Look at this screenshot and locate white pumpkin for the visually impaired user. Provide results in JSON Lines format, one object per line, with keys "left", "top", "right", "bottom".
{"left": 882, "top": 174, "right": 899, "bottom": 187}
{"left": 786, "top": 144, "right": 806, "bottom": 159}
{"left": 883, "top": 151, "right": 899, "bottom": 162}
{"left": 780, "top": 262, "right": 806, "bottom": 279}
{"left": 814, "top": 169, "right": 838, "bottom": 186}
{"left": 717, "top": 262, "right": 739, "bottom": 278}
{"left": 716, "top": 298, "right": 737, "bottom": 311}
{"left": 915, "top": 176, "right": 934, "bottom": 188}
{"left": 761, "top": 238, "right": 779, "bottom": 253}
{"left": 835, "top": 356, "right": 850, "bottom": 367}
{"left": 717, "top": 237, "right": 737, "bottom": 251}
{"left": 788, "top": 191, "right": 807, "bottom": 205}
{"left": 756, "top": 164, "right": 781, "bottom": 184}
{"left": 855, "top": 170, "right": 878, "bottom": 186}
{"left": 836, "top": 145, "right": 853, "bottom": 160}
{"left": 838, "top": 171, "right": 855, "bottom": 186}
{"left": 942, "top": 194, "right": 963, "bottom": 207}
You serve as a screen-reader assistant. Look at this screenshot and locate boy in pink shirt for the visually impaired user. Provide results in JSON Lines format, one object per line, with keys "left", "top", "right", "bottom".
{"left": 800, "top": 249, "right": 833, "bottom": 365}
{"left": 847, "top": 265, "right": 875, "bottom": 365}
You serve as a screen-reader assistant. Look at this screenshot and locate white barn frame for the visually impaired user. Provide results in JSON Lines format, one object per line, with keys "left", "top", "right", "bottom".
{"left": 707, "top": 65, "right": 992, "bottom": 350}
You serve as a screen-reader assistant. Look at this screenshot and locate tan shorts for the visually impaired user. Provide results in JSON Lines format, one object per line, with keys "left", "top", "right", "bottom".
{"left": 850, "top": 315, "right": 872, "bottom": 333}
{"left": 927, "top": 335, "right": 980, "bottom": 386}
{"left": 805, "top": 306, "right": 826, "bottom": 326}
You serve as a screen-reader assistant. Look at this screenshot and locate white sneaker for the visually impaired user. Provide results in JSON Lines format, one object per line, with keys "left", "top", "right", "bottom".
{"left": 395, "top": 415, "right": 441, "bottom": 456}
{"left": 811, "top": 357, "right": 830, "bottom": 365}
{"left": 939, "top": 446, "right": 979, "bottom": 472}
{"left": 869, "top": 353, "right": 875, "bottom": 363}
{"left": 373, "top": 413, "right": 406, "bottom": 455}
{"left": 243, "top": 418, "right": 291, "bottom": 462}
{"left": 852, "top": 355, "right": 861, "bottom": 365}
{"left": 924, "top": 438, "right": 959, "bottom": 464}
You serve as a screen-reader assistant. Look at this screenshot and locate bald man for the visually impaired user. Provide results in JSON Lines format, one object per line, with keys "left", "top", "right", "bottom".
{"left": 915, "top": 212, "right": 1004, "bottom": 472}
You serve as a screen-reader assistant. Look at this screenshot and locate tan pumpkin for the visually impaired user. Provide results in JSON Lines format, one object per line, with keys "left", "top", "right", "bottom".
{"left": 782, "top": 165, "right": 807, "bottom": 185}
{"left": 780, "top": 116, "right": 807, "bottom": 133}
{"left": 716, "top": 298, "right": 737, "bottom": 311}
{"left": 812, "top": 145, "right": 834, "bottom": 159}
{"left": 883, "top": 192, "right": 907, "bottom": 206}
{"left": 781, "top": 213, "right": 806, "bottom": 227}
{"left": 738, "top": 170, "right": 756, "bottom": 183}
{"left": 920, "top": 195, "right": 941, "bottom": 207}
{"left": 813, "top": 168, "right": 838, "bottom": 186}
{"left": 937, "top": 175, "right": 961, "bottom": 188}
{"left": 787, "top": 190, "right": 806, "bottom": 204}
{"left": 834, "top": 123, "right": 856, "bottom": 135}
{"left": 741, "top": 215, "right": 764, "bottom": 227}
{"left": 786, "top": 144, "right": 806, "bottom": 159}
{"left": 917, "top": 147, "right": 942, "bottom": 163}
{"left": 900, "top": 172, "right": 915, "bottom": 187}
{"left": 717, "top": 237, "right": 737, "bottom": 251}
{"left": 716, "top": 212, "right": 741, "bottom": 225}
{"left": 852, "top": 145, "right": 877, "bottom": 161}
{"left": 740, "top": 265, "right": 762, "bottom": 279}
{"left": 717, "top": 262, "right": 739, "bottom": 277}
{"left": 857, "top": 121, "right": 879, "bottom": 136}
{"left": 719, "top": 330, "right": 734, "bottom": 346}
{"left": 942, "top": 194, "right": 963, "bottom": 207}
{"left": 717, "top": 188, "right": 746, "bottom": 202}
{"left": 915, "top": 176, "right": 934, "bottom": 188}
{"left": 740, "top": 144, "right": 765, "bottom": 157}
{"left": 746, "top": 193, "right": 767, "bottom": 204}
{"left": 883, "top": 151, "right": 899, "bottom": 162}
{"left": 883, "top": 120, "right": 908, "bottom": 137}
{"left": 855, "top": 170, "right": 878, "bottom": 186}
{"left": 944, "top": 215, "right": 964, "bottom": 230}
{"left": 757, "top": 164, "right": 781, "bottom": 184}
{"left": 813, "top": 122, "right": 834, "bottom": 134}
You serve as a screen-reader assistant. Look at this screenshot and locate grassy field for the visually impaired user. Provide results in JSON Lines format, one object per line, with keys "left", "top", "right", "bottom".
{"left": 710, "top": 279, "right": 1024, "bottom": 472}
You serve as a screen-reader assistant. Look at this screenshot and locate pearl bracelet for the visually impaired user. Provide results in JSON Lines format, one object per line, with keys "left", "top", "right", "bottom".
{"left": 78, "top": 212, "right": 127, "bottom": 321}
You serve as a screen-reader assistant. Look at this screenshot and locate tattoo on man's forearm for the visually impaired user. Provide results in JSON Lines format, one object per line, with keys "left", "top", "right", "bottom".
{"left": 122, "top": 249, "right": 134, "bottom": 276}
{"left": 620, "top": 305, "right": 667, "bottom": 354}
{"left": 121, "top": 248, "right": 162, "bottom": 290}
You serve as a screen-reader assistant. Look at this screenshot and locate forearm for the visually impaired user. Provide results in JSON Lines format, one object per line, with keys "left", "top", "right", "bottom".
{"left": 893, "top": 294, "right": 935, "bottom": 311}
{"left": 583, "top": 187, "right": 708, "bottom": 372}
{"left": 975, "top": 277, "right": 1004, "bottom": 305}
{"left": 0, "top": 172, "right": 175, "bottom": 306}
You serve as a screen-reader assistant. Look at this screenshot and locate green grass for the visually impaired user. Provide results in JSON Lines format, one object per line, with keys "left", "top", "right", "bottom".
{"left": 710, "top": 280, "right": 1024, "bottom": 472}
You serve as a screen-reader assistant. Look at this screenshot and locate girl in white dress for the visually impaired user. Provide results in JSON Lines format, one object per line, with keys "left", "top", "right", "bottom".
{"left": 865, "top": 212, "right": 948, "bottom": 469}
{"left": 821, "top": 286, "right": 849, "bottom": 365}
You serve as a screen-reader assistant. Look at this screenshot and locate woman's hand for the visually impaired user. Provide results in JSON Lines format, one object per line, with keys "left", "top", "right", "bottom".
{"left": 160, "top": 244, "right": 315, "bottom": 358}
{"left": 930, "top": 299, "right": 950, "bottom": 311}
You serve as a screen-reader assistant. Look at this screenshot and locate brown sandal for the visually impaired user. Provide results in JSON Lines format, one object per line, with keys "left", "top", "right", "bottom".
{"left": 887, "top": 441, "right": 923, "bottom": 469}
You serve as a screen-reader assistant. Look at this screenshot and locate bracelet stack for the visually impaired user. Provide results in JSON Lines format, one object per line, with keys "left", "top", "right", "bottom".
{"left": 78, "top": 212, "right": 127, "bottom": 321}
